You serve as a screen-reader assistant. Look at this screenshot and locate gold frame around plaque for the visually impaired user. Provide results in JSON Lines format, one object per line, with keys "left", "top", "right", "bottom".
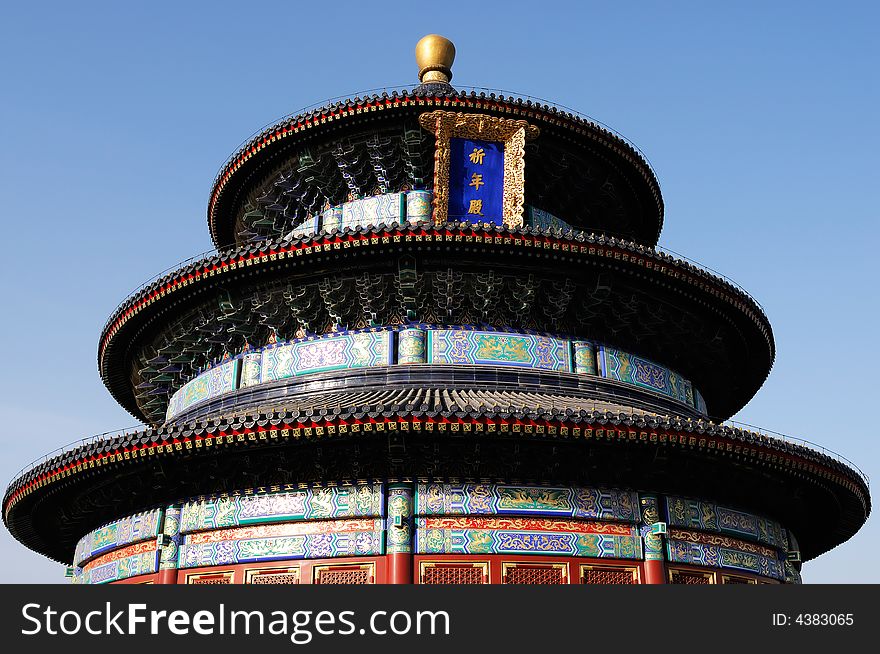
{"left": 418, "top": 110, "right": 539, "bottom": 227}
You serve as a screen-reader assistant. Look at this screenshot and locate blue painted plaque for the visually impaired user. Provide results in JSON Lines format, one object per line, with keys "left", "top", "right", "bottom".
{"left": 448, "top": 138, "right": 504, "bottom": 224}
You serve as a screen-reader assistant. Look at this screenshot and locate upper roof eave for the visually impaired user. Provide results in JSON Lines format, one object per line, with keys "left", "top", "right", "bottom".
{"left": 206, "top": 86, "right": 665, "bottom": 249}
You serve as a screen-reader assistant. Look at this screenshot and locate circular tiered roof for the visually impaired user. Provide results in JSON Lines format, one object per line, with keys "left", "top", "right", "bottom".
{"left": 97, "top": 224, "right": 774, "bottom": 426}
{"left": 2, "top": 402, "right": 869, "bottom": 564}
{"left": 206, "top": 88, "right": 665, "bottom": 249}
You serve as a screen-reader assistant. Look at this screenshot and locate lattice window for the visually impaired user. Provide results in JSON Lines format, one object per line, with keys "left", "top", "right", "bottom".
{"left": 503, "top": 564, "right": 567, "bottom": 585}
{"left": 314, "top": 565, "right": 374, "bottom": 585}
{"left": 580, "top": 566, "right": 637, "bottom": 585}
{"left": 670, "top": 570, "right": 713, "bottom": 585}
{"left": 186, "top": 572, "right": 233, "bottom": 584}
{"left": 246, "top": 568, "right": 300, "bottom": 584}
{"left": 420, "top": 563, "right": 488, "bottom": 585}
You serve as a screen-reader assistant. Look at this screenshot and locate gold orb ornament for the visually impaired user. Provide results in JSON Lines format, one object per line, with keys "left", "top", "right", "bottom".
{"left": 415, "top": 34, "right": 456, "bottom": 84}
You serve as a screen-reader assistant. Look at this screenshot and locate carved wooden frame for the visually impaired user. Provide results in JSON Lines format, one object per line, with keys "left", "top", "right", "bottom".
{"left": 418, "top": 110, "right": 539, "bottom": 227}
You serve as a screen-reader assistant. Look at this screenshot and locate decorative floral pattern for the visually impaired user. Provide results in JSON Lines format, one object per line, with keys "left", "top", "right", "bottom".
{"left": 386, "top": 484, "right": 413, "bottom": 554}
{"left": 415, "top": 517, "right": 641, "bottom": 559}
{"left": 666, "top": 537, "right": 784, "bottom": 580}
{"left": 398, "top": 328, "right": 427, "bottom": 364}
{"left": 341, "top": 193, "right": 405, "bottom": 231}
{"left": 665, "top": 496, "right": 788, "bottom": 550}
{"left": 239, "top": 352, "right": 262, "bottom": 388}
{"left": 74, "top": 508, "right": 162, "bottom": 567}
{"left": 601, "top": 346, "right": 693, "bottom": 406}
{"left": 261, "top": 331, "right": 393, "bottom": 383}
{"left": 405, "top": 190, "right": 433, "bottom": 223}
{"left": 166, "top": 358, "right": 239, "bottom": 420}
{"left": 180, "top": 483, "right": 384, "bottom": 533}
{"left": 427, "top": 330, "right": 570, "bottom": 370}
{"left": 417, "top": 483, "right": 638, "bottom": 522}
{"left": 573, "top": 340, "right": 597, "bottom": 375}
{"left": 75, "top": 540, "right": 159, "bottom": 585}
{"left": 159, "top": 505, "right": 182, "bottom": 571}
{"left": 165, "top": 326, "right": 706, "bottom": 422}
{"left": 178, "top": 519, "right": 384, "bottom": 568}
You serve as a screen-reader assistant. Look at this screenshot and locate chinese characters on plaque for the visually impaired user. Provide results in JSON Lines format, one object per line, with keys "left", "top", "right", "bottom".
{"left": 448, "top": 138, "right": 504, "bottom": 225}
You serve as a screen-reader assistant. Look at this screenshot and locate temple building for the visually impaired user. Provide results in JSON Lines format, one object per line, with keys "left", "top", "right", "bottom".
{"left": 3, "top": 36, "right": 869, "bottom": 584}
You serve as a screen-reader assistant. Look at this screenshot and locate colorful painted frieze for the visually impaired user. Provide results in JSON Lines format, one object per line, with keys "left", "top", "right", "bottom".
{"left": 159, "top": 505, "right": 182, "bottom": 572}
{"left": 405, "top": 190, "right": 433, "bottom": 223}
{"left": 167, "top": 358, "right": 239, "bottom": 420}
{"left": 717, "top": 506, "right": 787, "bottom": 549}
{"left": 572, "top": 340, "right": 597, "bottom": 375}
{"left": 341, "top": 193, "right": 405, "bottom": 231}
{"left": 239, "top": 352, "right": 262, "bottom": 388}
{"left": 386, "top": 484, "right": 413, "bottom": 554}
{"left": 163, "top": 326, "right": 710, "bottom": 423}
{"left": 639, "top": 494, "right": 665, "bottom": 561}
{"left": 180, "top": 483, "right": 385, "bottom": 533}
{"left": 260, "top": 331, "right": 393, "bottom": 383}
{"left": 289, "top": 191, "right": 584, "bottom": 237}
{"left": 667, "top": 528, "right": 779, "bottom": 557}
{"left": 666, "top": 531, "right": 785, "bottom": 581}
{"left": 77, "top": 540, "right": 159, "bottom": 585}
{"left": 178, "top": 519, "right": 384, "bottom": 568}
{"left": 416, "top": 483, "right": 638, "bottom": 523}
{"left": 74, "top": 508, "right": 162, "bottom": 567}
{"left": 600, "top": 346, "right": 693, "bottom": 406}
{"left": 415, "top": 517, "right": 642, "bottom": 559}
{"left": 398, "top": 328, "right": 427, "bottom": 364}
{"left": 665, "top": 496, "right": 787, "bottom": 551}
{"left": 427, "top": 330, "right": 570, "bottom": 371}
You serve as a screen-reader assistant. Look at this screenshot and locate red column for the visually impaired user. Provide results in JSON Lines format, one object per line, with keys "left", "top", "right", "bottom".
{"left": 157, "top": 568, "right": 178, "bottom": 585}
{"left": 643, "top": 558, "right": 667, "bottom": 585}
{"left": 387, "top": 483, "right": 414, "bottom": 584}
{"left": 389, "top": 551, "right": 413, "bottom": 585}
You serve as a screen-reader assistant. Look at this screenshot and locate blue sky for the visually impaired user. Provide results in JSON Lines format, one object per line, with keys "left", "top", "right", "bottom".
{"left": 0, "top": 0, "right": 876, "bottom": 582}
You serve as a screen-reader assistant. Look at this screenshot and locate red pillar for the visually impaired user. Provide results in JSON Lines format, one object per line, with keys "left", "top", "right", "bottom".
{"left": 387, "top": 483, "right": 414, "bottom": 584}
{"left": 643, "top": 558, "right": 667, "bottom": 585}
{"left": 157, "top": 568, "right": 178, "bottom": 585}
{"left": 389, "top": 551, "right": 413, "bottom": 584}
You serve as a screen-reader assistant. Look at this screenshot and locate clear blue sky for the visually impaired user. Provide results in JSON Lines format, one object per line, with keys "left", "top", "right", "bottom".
{"left": 0, "top": 1, "right": 876, "bottom": 582}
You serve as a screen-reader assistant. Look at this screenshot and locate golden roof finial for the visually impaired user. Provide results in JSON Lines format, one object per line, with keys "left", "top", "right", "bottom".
{"left": 416, "top": 34, "right": 456, "bottom": 84}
